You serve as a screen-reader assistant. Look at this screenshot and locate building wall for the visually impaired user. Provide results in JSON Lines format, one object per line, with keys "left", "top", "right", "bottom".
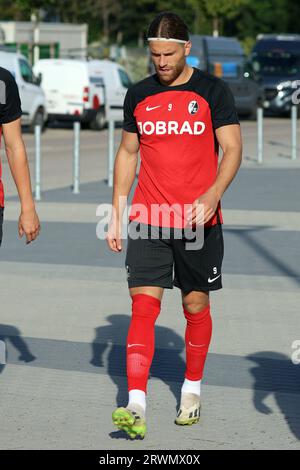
{"left": 0, "top": 22, "right": 88, "bottom": 59}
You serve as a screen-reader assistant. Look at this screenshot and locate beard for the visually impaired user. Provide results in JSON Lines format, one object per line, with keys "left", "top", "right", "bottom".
{"left": 155, "top": 59, "right": 186, "bottom": 84}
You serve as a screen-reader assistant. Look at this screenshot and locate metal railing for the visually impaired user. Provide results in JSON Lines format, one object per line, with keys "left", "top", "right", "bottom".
{"left": 33, "top": 107, "right": 298, "bottom": 199}
{"left": 34, "top": 121, "right": 81, "bottom": 201}
{"left": 256, "top": 105, "right": 298, "bottom": 164}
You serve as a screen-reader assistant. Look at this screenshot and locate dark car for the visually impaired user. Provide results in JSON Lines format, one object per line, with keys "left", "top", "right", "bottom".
{"left": 249, "top": 34, "right": 300, "bottom": 116}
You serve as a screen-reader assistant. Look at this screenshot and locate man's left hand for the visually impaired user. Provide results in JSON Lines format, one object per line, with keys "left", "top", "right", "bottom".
{"left": 187, "top": 186, "right": 220, "bottom": 226}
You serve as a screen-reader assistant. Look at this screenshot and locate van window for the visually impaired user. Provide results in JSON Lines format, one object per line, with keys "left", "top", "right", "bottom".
{"left": 118, "top": 69, "right": 131, "bottom": 88}
{"left": 19, "top": 59, "right": 34, "bottom": 84}
{"left": 252, "top": 52, "right": 300, "bottom": 77}
{"left": 90, "top": 76, "right": 104, "bottom": 86}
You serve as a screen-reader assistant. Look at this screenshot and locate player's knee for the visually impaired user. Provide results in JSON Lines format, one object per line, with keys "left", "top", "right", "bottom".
{"left": 182, "top": 292, "right": 209, "bottom": 314}
{"left": 184, "top": 302, "right": 208, "bottom": 314}
{"left": 131, "top": 293, "right": 161, "bottom": 321}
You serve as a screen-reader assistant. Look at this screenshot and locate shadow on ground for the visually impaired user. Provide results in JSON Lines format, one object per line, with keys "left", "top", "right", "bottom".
{"left": 247, "top": 351, "right": 300, "bottom": 441}
{"left": 90, "top": 317, "right": 300, "bottom": 441}
{"left": 1, "top": 322, "right": 299, "bottom": 442}
{"left": 0, "top": 324, "right": 36, "bottom": 374}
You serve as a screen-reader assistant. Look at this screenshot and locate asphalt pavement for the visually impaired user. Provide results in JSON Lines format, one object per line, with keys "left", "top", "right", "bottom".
{"left": 0, "top": 118, "right": 299, "bottom": 449}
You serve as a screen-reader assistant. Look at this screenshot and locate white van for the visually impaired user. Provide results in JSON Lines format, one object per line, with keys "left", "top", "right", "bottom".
{"left": 0, "top": 51, "right": 47, "bottom": 132}
{"left": 88, "top": 59, "right": 132, "bottom": 121}
{"left": 33, "top": 59, "right": 106, "bottom": 130}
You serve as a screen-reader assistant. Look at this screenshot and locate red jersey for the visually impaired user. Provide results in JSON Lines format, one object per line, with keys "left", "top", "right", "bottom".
{"left": 122, "top": 67, "right": 239, "bottom": 228}
{"left": 0, "top": 67, "right": 23, "bottom": 207}
{"left": 0, "top": 125, "right": 3, "bottom": 207}
{"left": 0, "top": 125, "right": 4, "bottom": 207}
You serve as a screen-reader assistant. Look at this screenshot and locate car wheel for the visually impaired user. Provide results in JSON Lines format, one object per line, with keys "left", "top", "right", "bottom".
{"left": 29, "top": 109, "right": 46, "bottom": 133}
{"left": 89, "top": 109, "right": 106, "bottom": 130}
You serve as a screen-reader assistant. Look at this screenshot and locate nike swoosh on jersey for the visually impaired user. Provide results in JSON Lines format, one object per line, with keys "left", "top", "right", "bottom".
{"left": 208, "top": 274, "right": 221, "bottom": 283}
{"left": 146, "top": 105, "right": 161, "bottom": 111}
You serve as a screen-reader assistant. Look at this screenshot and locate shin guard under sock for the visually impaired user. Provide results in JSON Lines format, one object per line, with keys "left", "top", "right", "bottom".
{"left": 183, "top": 303, "right": 212, "bottom": 381}
{"left": 126, "top": 293, "right": 161, "bottom": 393}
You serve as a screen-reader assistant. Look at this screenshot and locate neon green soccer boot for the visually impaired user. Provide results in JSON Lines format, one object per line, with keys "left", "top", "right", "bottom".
{"left": 112, "top": 403, "right": 146, "bottom": 439}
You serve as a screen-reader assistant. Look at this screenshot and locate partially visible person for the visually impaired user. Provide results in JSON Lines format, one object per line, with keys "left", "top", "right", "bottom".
{"left": 0, "top": 66, "right": 40, "bottom": 247}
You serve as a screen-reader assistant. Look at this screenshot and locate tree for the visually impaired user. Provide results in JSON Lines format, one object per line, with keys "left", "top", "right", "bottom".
{"left": 194, "top": 0, "right": 250, "bottom": 36}
{"left": 224, "top": 0, "right": 290, "bottom": 42}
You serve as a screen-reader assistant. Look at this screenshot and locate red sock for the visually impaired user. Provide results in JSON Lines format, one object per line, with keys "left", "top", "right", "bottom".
{"left": 126, "top": 293, "right": 161, "bottom": 393}
{"left": 183, "top": 303, "right": 212, "bottom": 381}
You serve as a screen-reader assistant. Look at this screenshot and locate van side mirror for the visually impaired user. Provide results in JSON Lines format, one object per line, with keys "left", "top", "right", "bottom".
{"left": 35, "top": 72, "right": 42, "bottom": 86}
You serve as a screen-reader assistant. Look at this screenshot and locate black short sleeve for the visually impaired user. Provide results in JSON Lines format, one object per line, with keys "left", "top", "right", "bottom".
{"left": 0, "top": 68, "right": 22, "bottom": 125}
{"left": 122, "top": 87, "right": 138, "bottom": 133}
{"left": 210, "top": 79, "right": 240, "bottom": 130}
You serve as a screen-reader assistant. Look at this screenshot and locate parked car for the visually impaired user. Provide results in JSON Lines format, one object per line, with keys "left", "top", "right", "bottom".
{"left": 88, "top": 59, "right": 132, "bottom": 122}
{"left": 249, "top": 34, "right": 300, "bottom": 115}
{"left": 33, "top": 58, "right": 133, "bottom": 128}
{"left": 0, "top": 50, "right": 47, "bottom": 132}
{"left": 33, "top": 58, "right": 106, "bottom": 130}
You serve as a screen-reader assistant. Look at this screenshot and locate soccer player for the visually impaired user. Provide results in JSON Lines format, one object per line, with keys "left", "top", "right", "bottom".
{"left": 0, "top": 66, "right": 40, "bottom": 247}
{"left": 107, "top": 12, "right": 242, "bottom": 439}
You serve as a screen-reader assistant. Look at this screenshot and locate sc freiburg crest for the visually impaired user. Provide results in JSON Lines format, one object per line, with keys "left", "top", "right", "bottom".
{"left": 188, "top": 100, "right": 199, "bottom": 114}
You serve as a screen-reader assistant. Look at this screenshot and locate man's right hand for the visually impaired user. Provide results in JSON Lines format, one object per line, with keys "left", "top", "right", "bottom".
{"left": 18, "top": 207, "right": 40, "bottom": 244}
{"left": 106, "top": 217, "right": 122, "bottom": 252}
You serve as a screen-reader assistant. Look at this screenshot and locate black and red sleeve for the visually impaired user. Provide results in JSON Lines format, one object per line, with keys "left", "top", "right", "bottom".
{"left": 0, "top": 69, "right": 22, "bottom": 124}
{"left": 210, "top": 79, "right": 240, "bottom": 130}
{"left": 122, "top": 87, "right": 138, "bottom": 134}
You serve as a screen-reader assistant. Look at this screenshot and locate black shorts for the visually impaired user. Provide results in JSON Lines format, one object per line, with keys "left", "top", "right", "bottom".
{"left": 125, "top": 221, "right": 224, "bottom": 293}
{"left": 0, "top": 206, "right": 3, "bottom": 247}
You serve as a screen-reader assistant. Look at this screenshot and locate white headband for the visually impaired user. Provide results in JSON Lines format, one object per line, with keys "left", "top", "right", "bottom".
{"left": 147, "top": 37, "right": 187, "bottom": 44}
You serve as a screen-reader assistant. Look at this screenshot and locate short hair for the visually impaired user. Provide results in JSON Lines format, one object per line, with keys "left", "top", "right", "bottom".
{"left": 147, "top": 12, "right": 189, "bottom": 42}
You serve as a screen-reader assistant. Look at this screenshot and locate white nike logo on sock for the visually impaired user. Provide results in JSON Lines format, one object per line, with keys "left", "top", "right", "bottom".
{"left": 128, "top": 343, "right": 145, "bottom": 348}
{"left": 188, "top": 342, "right": 205, "bottom": 347}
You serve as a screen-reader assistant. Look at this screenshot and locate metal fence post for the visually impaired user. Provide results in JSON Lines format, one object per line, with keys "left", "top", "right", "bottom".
{"left": 35, "top": 124, "right": 41, "bottom": 201}
{"left": 257, "top": 107, "right": 263, "bottom": 164}
{"left": 0, "top": 339, "right": 6, "bottom": 365}
{"left": 108, "top": 119, "right": 115, "bottom": 187}
{"left": 291, "top": 105, "right": 297, "bottom": 161}
{"left": 73, "top": 121, "right": 80, "bottom": 194}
